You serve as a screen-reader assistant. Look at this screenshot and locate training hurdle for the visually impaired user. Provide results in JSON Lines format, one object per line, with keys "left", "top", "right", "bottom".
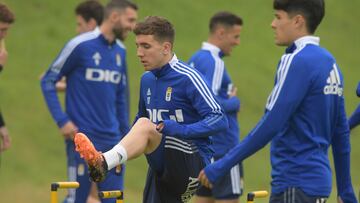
{"left": 247, "top": 190, "right": 268, "bottom": 203}
{"left": 99, "top": 190, "right": 124, "bottom": 203}
{"left": 50, "top": 181, "right": 80, "bottom": 203}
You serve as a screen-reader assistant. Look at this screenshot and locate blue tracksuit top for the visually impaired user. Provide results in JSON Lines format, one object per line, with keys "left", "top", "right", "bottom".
{"left": 204, "top": 36, "right": 356, "bottom": 202}
{"left": 188, "top": 42, "right": 240, "bottom": 157}
{"left": 135, "top": 54, "right": 228, "bottom": 163}
{"left": 41, "top": 28, "right": 129, "bottom": 146}
{"left": 348, "top": 82, "right": 360, "bottom": 129}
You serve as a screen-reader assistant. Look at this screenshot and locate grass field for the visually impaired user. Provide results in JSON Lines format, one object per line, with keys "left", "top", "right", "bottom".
{"left": 0, "top": 0, "right": 359, "bottom": 202}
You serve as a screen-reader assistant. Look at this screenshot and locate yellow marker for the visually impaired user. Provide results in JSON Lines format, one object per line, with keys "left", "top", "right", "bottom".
{"left": 247, "top": 190, "right": 268, "bottom": 203}
{"left": 99, "top": 190, "right": 124, "bottom": 203}
{"left": 50, "top": 182, "right": 79, "bottom": 203}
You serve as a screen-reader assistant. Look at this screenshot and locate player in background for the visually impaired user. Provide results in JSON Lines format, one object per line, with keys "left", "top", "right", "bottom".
{"left": 74, "top": 16, "right": 228, "bottom": 203}
{"left": 188, "top": 11, "right": 243, "bottom": 203}
{"left": 40, "top": 0, "right": 137, "bottom": 202}
{"left": 348, "top": 82, "right": 360, "bottom": 130}
{"left": 198, "top": 0, "right": 357, "bottom": 202}
{"left": 0, "top": 3, "right": 15, "bottom": 152}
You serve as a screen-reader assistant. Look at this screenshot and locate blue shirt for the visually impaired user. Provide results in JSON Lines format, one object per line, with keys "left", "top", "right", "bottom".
{"left": 135, "top": 54, "right": 228, "bottom": 163}
{"left": 41, "top": 28, "right": 129, "bottom": 146}
{"left": 188, "top": 42, "right": 240, "bottom": 157}
{"left": 348, "top": 82, "right": 360, "bottom": 129}
{"left": 204, "top": 36, "right": 356, "bottom": 202}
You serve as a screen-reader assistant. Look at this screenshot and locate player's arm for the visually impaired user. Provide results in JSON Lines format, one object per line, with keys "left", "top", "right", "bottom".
{"left": 332, "top": 94, "right": 357, "bottom": 202}
{"left": 40, "top": 41, "right": 79, "bottom": 128}
{"left": 203, "top": 57, "right": 311, "bottom": 183}
{"left": 348, "top": 104, "right": 360, "bottom": 130}
{"left": 161, "top": 70, "right": 228, "bottom": 139}
{"left": 132, "top": 76, "right": 148, "bottom": 124}
{"left": 116, "top": 56, "right": 130, "bottom": 136}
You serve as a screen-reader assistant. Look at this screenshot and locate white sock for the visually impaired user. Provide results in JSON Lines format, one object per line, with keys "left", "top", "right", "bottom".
{"left": 103, "top": 144, "right": 128, "bottom": 170}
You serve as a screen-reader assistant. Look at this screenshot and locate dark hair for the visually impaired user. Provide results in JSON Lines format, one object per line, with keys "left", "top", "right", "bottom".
{"left": 134, "top": 16, "right": 175, "bottom": 45}
{"left": 273, "top": 0, "right": 325, "bottom": 34}
{"left": 0, "top": 3, "right": 15, "bottom": 24}
{"left": 104, "top": 0, "right": 138, "bottom": 19}
{"left": 75, "top": 0, "right": 104, "bottom": 25}
{"left": 209, "top": 11, "right": 243, "bottom": 33}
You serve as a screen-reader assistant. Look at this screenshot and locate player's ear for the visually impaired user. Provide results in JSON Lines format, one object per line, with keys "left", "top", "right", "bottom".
{"left": 88, "top": 18, "right": 98, "bottom": 30}
{"left": 162, "top": 41, "right": 172, "bottom": 55}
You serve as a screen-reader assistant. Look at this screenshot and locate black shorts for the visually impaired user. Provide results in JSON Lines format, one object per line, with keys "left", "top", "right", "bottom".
{"left": 143, "top": 136, "right": 206, "bottom": 203}
{"left": 270, "top": 187, "right": 327, "bottom": 203}
{"left": 196, "top": 157, "right": 243, "bottom": 200}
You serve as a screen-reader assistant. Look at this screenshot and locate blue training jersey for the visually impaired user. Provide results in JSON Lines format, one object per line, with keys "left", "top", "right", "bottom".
{"left": 41, "top": 28, "right": 129, "bottom": 146}
{"left": 188, "top": 42, "right": 240, "bottom": 157}
{"left": 348, "top": 82, "right": 360, "bottom": 129}
{"left": 205, "top": 36, "right": 356, "bottom": 200}
{"left": 135, "top": 54, "right": 228, "bottom": 163}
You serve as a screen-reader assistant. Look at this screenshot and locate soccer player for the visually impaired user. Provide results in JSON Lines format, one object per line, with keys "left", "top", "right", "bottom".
{"left": 348, "top": 82, "right": 360, "bottom": 130}
{"left": 0, "top": 3, "right": 15, "bottom": 152}
{"left": 53, "top": 0, "right": 105, "bottom": 92}
{"left": 75, "top": 0, "right": 104, "bottom": 34}
{"left": 198, "top": 0, "right": 358, "bottom": 202}
{"left": 188, "top": 11, "right": 243, "bottom": 203}
{"left": 74, "top": 16, "right": 228, "bottom": 203}
{"left": 40, "top": 0, "right": 138, "bottom": 202}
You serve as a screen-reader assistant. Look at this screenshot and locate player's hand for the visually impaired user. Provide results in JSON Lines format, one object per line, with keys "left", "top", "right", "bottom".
{"left": 198, "top": 169, "right": 213, "bottom": 189}
{"left": 229, "top": 86, "right": 237, "bottom": 98}
{"left": 0, "top": 126, "right": 11, "bottom": 152}
{"left": 156, "top": 122, "right": 164, "bottom": 132}
{"left": 60, "top": 121, "right": 78, "bottom": 140}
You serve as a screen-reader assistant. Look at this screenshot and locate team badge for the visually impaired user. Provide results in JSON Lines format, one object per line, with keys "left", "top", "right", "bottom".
{"left": 165, "top": 87, "right": 172, "bottom": 101}
{"left": 116, "top": 54, "right": 122, "bottom": 66}
{"left": 77, "top": 163, "right": 85, "bottom": 176}
{"left": 92, "top": 52, "right": 101, "bottom": 66}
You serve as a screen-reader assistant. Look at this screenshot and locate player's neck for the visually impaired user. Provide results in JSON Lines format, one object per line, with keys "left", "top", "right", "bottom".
{"left": 100, "top": 23, "right": 116, "bottom": 43}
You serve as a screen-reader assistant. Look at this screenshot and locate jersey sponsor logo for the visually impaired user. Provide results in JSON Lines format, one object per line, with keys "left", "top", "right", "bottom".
{"left": 116, "top": 53, "right": 122, "bottom": 67}
{"left": 165, "top": 87, "right": 172, "bottom": 101}
{"left": 181, "top": 177, "right": 199, "bottom": 202}
{"left": 146, "top": 108, "right": 184, "bottom": 123}
{"left": 323, "top": 64, "right": 343, "bottom": 96}
{"left": 85, "top": 68, "right": 121, "bottom": 84}
{"left": 92, "top": 52, "right": 101, "bottom": 66}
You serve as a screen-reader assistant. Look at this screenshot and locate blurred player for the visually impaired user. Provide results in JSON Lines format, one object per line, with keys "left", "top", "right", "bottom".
{"left": 0, "top": 3, "right": 15, "bottom": 152}
{"left": 40, "top": 0, "right": 137, "bottom": 202}
{"left": 348, "top": 82, "right": 360, "bottom": 130}
{"left": 188, "top": 11, "right": 243, "bottom": 203}
{"left": 74, "top": 16, "right": 228, "bottom": 203}
{"left": 198, "top": 0, "right": 357, "bottom": 202}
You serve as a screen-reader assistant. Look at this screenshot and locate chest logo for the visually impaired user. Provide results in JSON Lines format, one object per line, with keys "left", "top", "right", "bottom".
{"left": 116, "top": 54, "right": 122, "bottom": 67}
{"left": 165, "top": 87, "right": 172, "bottom": 102}
{"left": 92, "top": 52, "right": 102, "bottom": 66}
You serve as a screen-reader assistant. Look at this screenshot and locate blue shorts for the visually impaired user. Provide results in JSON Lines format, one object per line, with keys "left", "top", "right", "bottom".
{"left": 269, "top": 187, "right": 327, "bottom": 203}
{"left": 63, "top": 139, "right": 124, "bottom": 203}
{"left": 143, "top": 136, "right": 206, "bottom": 203}
{"left": 196, "top": 156, "right": 243, "bottom": 200}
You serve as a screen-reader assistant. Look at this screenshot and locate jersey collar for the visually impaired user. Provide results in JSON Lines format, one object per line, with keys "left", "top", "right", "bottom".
{"left": 151, "top": 54, "right": 178, "bottom": 77}
{"left": 202, "top": 42, "right": 225, "bottom": 58}
{"left": 286, "top": 36, "right": 320, "bottom": 53}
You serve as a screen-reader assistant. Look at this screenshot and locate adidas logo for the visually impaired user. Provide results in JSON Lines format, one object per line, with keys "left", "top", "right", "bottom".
{"left": 323, "top": 64, "right": 343, "bottom": 96}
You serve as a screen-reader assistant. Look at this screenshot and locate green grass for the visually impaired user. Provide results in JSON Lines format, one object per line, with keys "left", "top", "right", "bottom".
{"left": 0, "top": 0, "right": 359, "bottom": 202}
